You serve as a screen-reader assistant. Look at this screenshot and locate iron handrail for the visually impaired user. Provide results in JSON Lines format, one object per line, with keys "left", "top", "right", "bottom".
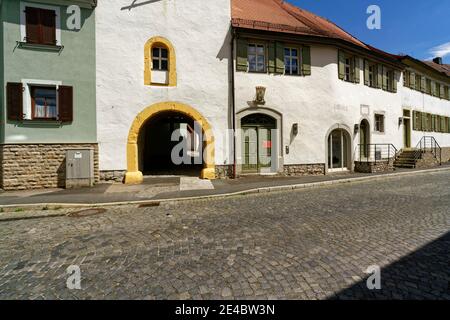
{"left": 358, "top": 143, "right": 399, "bottom": 164}
{"left": 415, "top": 136, "right": 442, "bottom": 165}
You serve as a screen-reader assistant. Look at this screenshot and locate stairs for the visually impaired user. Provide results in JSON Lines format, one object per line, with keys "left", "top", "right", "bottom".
{"left": 394, "top": 150, "right": 419, "bottom": 169}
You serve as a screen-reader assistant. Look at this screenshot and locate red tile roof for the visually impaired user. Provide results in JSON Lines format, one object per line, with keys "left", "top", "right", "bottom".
{"left": 231, "top": 0, "right": 397, "bottom": 61}
{"left": 422, "top": 61, "right": 450, "bottom": 77}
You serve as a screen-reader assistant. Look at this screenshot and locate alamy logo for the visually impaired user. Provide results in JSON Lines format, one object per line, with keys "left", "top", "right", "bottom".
{"left": 66, "top": 265, "right": 81, "bottom": 290}
{"left": 66, "top": 5, "right": 81, "bottom": 31}
{"left": 366, "top": 5, "right": 381, "bottom": 30}
{"left": 366, "top": 265, "right": 381, "bottom": 290}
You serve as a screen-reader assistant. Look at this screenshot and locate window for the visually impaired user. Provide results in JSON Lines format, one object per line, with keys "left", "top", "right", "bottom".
{"left": 6, "top": 81, "right": 73, "bottom": 122}
{"left": 248, "top": 44, "right": 265, "bottom": 73}
{"left": 403, "top": 71, "right": 410, "bottom": 87}
{"left": 284, "top": 47, "right": 300, "bottom": 75}
{"left": 374, "top": 114, "right": 385, "bottom": 133}
{"left": 31, "top": 86, "right": 57, "bottom": 119}
{"left": 24, "top": 6, "right": 56, "bottom": 45}
{"left": 440, "top": 116, "right": 446, "bottom": 133}
{"left": 344, "top": 57, "right": 352, "bottom": 82}
{"left": 144, "top": 36, "right": 177, "bottom": 87}
{"left": 152, "top": 47, "right": 168, "bottom": 71}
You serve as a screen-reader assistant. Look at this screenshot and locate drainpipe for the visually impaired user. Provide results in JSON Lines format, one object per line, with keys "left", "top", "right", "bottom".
{"left": 231, "top": 27, "right": 237, "bottom": 179}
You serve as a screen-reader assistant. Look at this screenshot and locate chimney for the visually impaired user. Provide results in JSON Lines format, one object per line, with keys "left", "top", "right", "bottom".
{"left": 433, "top": 57, "right": 443, "bottom": 65}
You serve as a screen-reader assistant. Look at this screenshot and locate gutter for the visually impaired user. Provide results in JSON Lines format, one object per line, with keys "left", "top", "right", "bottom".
{"left": 230, "top": 26, "right": 237, "bottom": 179}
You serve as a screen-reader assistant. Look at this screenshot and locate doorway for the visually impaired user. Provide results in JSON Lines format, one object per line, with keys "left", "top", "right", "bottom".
{"left": 241, "top": 113, "right": 277, "bottom": 174}
{"left": 328, "top": 129, "right": 351, "bottom": 172}
{"left": 360, "top": 119, "right": 370, "bottom": 159}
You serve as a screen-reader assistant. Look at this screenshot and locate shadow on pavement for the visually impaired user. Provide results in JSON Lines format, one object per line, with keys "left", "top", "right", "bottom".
{"left": 329, "top": 231, "right": 450, "bottom": 300}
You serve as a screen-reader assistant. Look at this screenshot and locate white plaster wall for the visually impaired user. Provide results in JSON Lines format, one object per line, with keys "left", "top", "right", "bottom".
{"left": 96, "top": 0, "right": 232, "bottom": 171}
{"left": 234, "top": 45, "right": 404, "bottom": 168}
{"left": 401, "top": 83, "right": 450, "bottom": 148}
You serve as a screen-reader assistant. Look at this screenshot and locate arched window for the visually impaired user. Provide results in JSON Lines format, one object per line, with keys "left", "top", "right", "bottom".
{"left": 144, "top": 36, "right": 177, "bottom": 87}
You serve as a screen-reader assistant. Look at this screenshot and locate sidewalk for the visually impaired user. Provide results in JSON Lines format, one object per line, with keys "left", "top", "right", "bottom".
{"left": 1, "top": 165, "right": 450, "bottom": 212}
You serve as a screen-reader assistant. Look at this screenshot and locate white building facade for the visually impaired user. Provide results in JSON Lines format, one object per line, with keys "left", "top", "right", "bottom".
{"left": 96, "top": 0, "right": 450, "bottom": 184}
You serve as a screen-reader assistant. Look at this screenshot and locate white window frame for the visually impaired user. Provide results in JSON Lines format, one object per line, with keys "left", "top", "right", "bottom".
{"left": 21, "top": 79, "right": 62, "bottom": 120}
{"left": 20, "top": 1, "right": 61, "bottom": 46}
{"left": 374, "top": 112, "right": 386, "bottom": 134}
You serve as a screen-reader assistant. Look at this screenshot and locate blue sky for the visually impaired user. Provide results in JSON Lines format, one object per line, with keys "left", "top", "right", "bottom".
{"left": 288, "top": 0, "right": 450, "bottom": 63}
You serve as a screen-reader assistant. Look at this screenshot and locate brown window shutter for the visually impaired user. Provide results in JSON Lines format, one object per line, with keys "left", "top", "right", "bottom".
{"left": 25, "top": 7, "right": 41, "bottom": 44}
{"left": 7, "top": 83, "right": 24, "bottom": 121}
{"left": 40, "top": 8, "right": 56, "bottom": 45}
{"left": 58, "top": 86, "right": 73, "bottom": 122}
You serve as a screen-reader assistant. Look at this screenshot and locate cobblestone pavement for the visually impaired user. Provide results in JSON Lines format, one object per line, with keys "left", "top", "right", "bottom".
{"left": 0, "top": 171, "right": 449, "bottom": 300}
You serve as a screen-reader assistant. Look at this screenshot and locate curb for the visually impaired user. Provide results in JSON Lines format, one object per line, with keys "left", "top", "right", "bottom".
{"left": 0, "top": 166, "right": 449, "bottom": 220}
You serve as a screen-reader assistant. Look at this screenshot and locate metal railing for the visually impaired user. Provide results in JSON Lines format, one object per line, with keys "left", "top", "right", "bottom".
{"left": 414, "top": 136, "right": 442, "bottom": 165}
{"left": 357, "top": 144, "right": 399, "bottom": 165}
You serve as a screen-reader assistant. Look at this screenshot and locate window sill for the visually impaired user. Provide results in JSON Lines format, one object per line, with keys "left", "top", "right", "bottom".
{"left": 16, "top": 41, "right": 64, "bottom": 52}
{"left": 17, "top": 119, "right": 64, "bottom": 127}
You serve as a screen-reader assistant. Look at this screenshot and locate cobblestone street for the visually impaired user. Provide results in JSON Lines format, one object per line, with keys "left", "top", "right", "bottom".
{"left": 0, "top": 171, "right": 449, "bottom": 300}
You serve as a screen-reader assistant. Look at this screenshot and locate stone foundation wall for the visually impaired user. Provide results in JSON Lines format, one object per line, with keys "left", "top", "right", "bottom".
{"left": 355, "top": 160, "right": 394, "bottom": 173}
{"left": 0, "top": 144, "right": 99, "bottom": 191}
{"left": 215, "top": 165, "right": 234, "bottom": 179}
{"left": 100, "top": 170, "right": 126, "bottom": 183}
{"left": 416, "top": 152, "right": 440, "bottom": 169}
{"left": 440, "top": 147, "right": 450, "bottom": 163}
{"left": 283, "top": 164, "right": 325, "bottom": 176}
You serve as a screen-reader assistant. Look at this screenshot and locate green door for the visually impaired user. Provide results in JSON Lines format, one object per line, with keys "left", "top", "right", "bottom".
{"left": 241, "top": 114, "right": 276, "bottom": 174}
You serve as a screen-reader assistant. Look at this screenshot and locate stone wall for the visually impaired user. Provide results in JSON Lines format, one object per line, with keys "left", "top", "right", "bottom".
{"left": 355, "top": 160, "right": 395, "bottom": 173}
{"left": 100, "top": 170, "right": 126, "bottom": 183}
{"left": 283, "top": 164, "right": 325, "bottom": 176}
{"left": 416, "top": 151, "right": 440, "bottom": 169}
{"left": 0, "top": 144, "right": 99, "bottom": 191}
{"left": 215, "top": 165, "right": 234, "bottom": 179}
{"left": 440, "top": 147, "right": 450, "bottom": 163}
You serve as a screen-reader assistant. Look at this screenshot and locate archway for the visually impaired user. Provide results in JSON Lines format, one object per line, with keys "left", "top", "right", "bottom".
{"left": 236, "top": 107, "right": 283, "bottom": 175}
{"left": 327, "top": 128, "right": 352, "bottom": 172}
{"left": 125, "top": 102, "right": 215, "bottom": 184}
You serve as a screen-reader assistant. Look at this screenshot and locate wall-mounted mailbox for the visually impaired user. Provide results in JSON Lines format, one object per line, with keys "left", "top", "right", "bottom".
{"left": 66, "top": 149, "right": 94, "bottom": 189}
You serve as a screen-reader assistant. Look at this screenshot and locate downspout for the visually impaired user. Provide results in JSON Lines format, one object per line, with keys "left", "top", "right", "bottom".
{"left": 230, "top": 27, "right": 237, "bottom": 179}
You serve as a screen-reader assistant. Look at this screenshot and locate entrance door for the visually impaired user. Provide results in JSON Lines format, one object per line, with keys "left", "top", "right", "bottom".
{"left": 328, "top": 129, "right": 349, "bottom": 172}
{"left": 241, "top": 114, "right": 276, "bottom": 174}
{"left": 404, "top": 118, "right": 411, "bottom": 149}
{"left": 360, "top": 120, "right": 369, "bottom": 159}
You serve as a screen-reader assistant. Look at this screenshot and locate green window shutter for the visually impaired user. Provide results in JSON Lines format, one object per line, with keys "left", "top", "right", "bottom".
{"left": 268, "top": 42, "right": 276, "bottom": 73}
{"left": 338, "top": 50, "right": 345, "bottom": 80}
{"left": 409, "top": 72, "right": 415, "bottom": 89}
{"left": 275, "top": 42, "right": 284, "bottom": 74}
{"left": 431, "top": 81, "right": 436, "bottom": 96}
{"left": 440, "top": 84, "right": 445, "bottom": 99}
{"left": 403, "top": 71, "right": 408, "bottom": 87}
{"left": 382, "top": 67, "right": 388, "bottom": 90}
{"left": 377, "top": 64, "right": 383, "bottom": 89}
{"left": 236, "top": 38, "right": 248, "bottom": 72}
{"left": 432, "top": 114, "right": 436, "bottom": 132}
{"left": 447, "top": 117, "right": 450, "bottom": 133}
{"left": 353, "top": 57, "right": 360, "bottom": 83}
{"left": 392, "top": 71, "right": 397, "bottom": 93}
{"left": 364, "top": 60, "right": 370, "bottom": 86}
{"left": 417, "top": 111, "right": 422, "bottom": 131}
{"left": 445, "top": 86, "right": 449, "bottom": 100}
{"left": 421, "top": 76, "right": 426, "bottom": 92}
{"left": 412, "top": 111, "right": 417, "bottom": 130}
{"left": 421, "top": 113, "right": 427, "bottom": 131}
{"left": 301, "top": 46, "right": 311, "bottom": 76}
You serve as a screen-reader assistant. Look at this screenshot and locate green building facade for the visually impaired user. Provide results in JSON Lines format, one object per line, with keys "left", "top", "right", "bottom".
{"left": 0, "top": 0, "right": 97, "bottom": 190}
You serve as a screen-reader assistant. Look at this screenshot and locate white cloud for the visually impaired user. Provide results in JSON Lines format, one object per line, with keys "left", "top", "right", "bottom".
{"left": 428, "top": 42, "right": 450, "bottom": 59}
